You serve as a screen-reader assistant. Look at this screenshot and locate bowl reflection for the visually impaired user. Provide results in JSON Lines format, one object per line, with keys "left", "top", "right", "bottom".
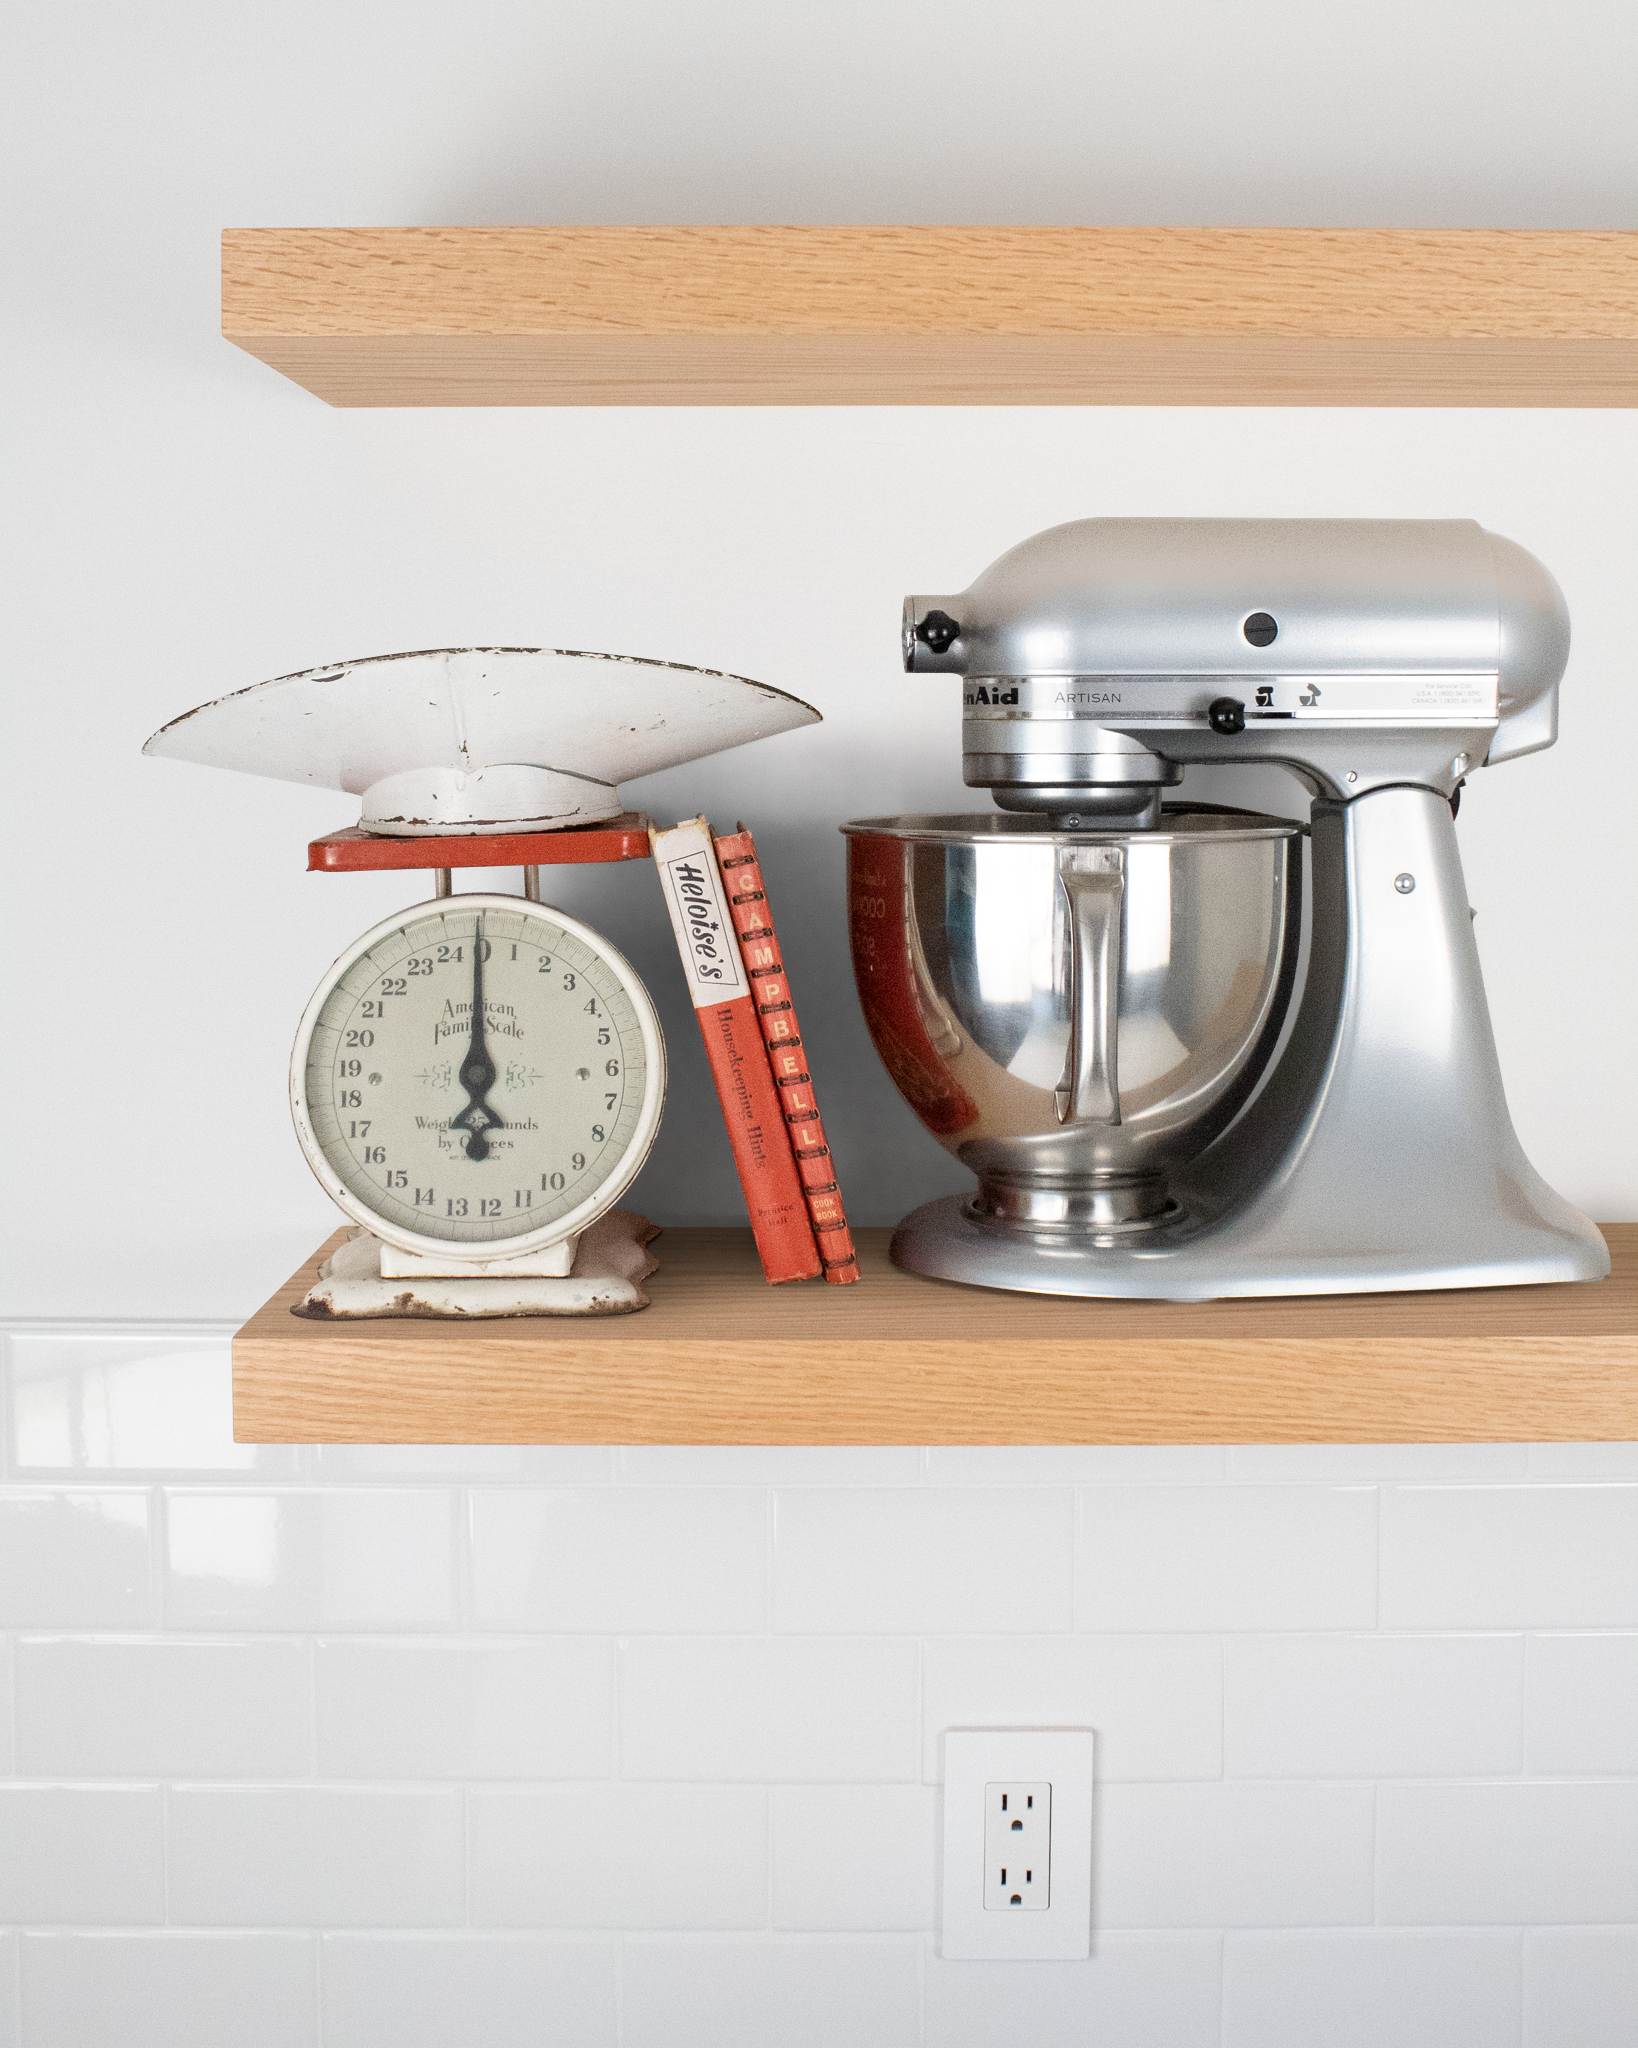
{"left": 843, "top": 810, "right": 1302, "bottom": 1229}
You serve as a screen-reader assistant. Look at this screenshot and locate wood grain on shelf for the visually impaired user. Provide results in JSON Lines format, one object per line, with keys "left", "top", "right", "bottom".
{"left": 221, "top": 227, "right": 1638, "bottom": 408}
{"left": 233, "top": 1224, "right": 1638, "bottom": 1446}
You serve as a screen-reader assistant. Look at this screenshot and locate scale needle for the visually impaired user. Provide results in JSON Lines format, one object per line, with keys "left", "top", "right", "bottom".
{"left": 449, "top": 916, "right": 504, "bottom": 1161}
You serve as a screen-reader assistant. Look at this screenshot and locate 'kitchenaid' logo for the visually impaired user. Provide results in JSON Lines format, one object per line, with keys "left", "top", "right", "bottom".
{"left": 964, "top": 685, "right": 1019, "bottom": 706}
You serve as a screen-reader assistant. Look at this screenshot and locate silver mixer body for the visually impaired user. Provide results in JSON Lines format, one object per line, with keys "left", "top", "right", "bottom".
{"left": 846, "top": 517, "right": 1608, "bottom": 1299}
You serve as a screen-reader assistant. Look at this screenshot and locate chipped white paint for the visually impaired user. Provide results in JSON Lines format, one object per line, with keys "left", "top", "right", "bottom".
{"left": 297, "top": 1208, "right": 660, "bottom": 1317}
{"left": 142, "top": 646, "right": 822, "bottom": 834}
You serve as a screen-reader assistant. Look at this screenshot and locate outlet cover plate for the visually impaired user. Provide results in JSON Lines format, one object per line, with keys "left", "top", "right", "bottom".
{"left": 941, "top": 1728, "right": 1095, "bottom": 1959}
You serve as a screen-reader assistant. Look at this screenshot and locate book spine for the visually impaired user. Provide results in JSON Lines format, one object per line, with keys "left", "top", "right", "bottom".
{"left": 650, "top": 816, "right": 822, "bottom": 1285}
{"left": 714, "top": 828, "right": 861, "bottom": 1285}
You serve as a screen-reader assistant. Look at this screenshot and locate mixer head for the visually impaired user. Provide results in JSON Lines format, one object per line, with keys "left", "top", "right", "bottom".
{"left": 904, "top": 518, "right": 1569, "bottom": 827}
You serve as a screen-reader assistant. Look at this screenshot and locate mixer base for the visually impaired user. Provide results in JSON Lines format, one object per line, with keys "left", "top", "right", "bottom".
{"left": 891, "top": 1193, "right": 1611, "bottom": 1303}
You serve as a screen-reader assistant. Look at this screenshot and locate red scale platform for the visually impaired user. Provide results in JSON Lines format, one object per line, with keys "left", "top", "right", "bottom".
{"left": 308, "top": 813, "right": 654, "bottom": 872}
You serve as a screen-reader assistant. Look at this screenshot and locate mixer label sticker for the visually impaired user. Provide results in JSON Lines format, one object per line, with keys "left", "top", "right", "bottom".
{"left": 1244, "top": 675, "right": 1499, "bottom": 720}
{"left": 959, "top": 673, "right": 1498, "bottom": 722}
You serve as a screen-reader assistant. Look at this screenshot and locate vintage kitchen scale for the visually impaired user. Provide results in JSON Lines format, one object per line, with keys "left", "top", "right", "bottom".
{"left": 846, "top": 516, "right": 1609, "bottom": 1300}
{"left": 145, "top": 646, "right": 820, "bottom": 1316}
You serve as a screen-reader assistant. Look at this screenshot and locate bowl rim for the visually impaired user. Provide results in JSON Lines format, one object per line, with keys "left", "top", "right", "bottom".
{"left": 839, "top": 804, "right": 1302, "bottom": 846}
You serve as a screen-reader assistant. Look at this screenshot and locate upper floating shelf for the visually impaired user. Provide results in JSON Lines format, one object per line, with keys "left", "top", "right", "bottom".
{"left": 221, "top": 226, "right": 1638, "bottom": 408}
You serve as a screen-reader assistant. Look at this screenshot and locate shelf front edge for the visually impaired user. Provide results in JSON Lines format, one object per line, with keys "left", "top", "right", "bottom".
{"left": 225, "top": 334, "right": 1638, "bottom": 408}
{"left": 232, "top": 1331, "right": 1638, "bottom": 1445}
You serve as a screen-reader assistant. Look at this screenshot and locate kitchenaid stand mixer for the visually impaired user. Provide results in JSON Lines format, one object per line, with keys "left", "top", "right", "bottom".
{"left": 844, "top": 518, "right": 1608, "bottom": 1299}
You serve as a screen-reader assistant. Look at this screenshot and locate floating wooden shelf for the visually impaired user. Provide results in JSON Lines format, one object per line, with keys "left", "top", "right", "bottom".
{"left": 221, "top": 227, "right": 1638, "bottom": 409}
{"left": 233, "top": 1223, "right": 1638, "bottom": 1445}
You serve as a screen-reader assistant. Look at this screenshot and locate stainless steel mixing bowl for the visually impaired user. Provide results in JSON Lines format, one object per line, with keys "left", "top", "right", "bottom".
{"left": 843, "top": 808, "right": 1303, "bottom": 1231}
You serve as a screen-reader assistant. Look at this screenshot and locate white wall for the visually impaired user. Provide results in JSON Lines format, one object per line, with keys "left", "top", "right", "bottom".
{"left": 6, "top": 0, "right": 1638, "bottom": 1317}
{"left": 4, "top": 1, "right": 1637, "bottom": 2042}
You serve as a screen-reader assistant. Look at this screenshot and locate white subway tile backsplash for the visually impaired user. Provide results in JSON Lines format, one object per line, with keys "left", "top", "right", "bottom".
{"left": 165, "top": 1490, "right": 457, "bottom": 1630}
{"left": 1228, "top": 1443, "right": 1529, "bottom": 1481}
{"left": 924, "top": 1934, "right": 1223, "bottom": 2048}
{"left": 620, "top": 1446, "right": 923, "bottom": 1484}
{"left": 1525, "top": 1633, "right": 1638, "bottom": 1774}
{"left": 1223, "top": 1634, "right": 1523, "bottom": 1778}
{"left": 14, "top": 1637, "right": 310, "bottom": 1778}
{"left": 314, "top": 1444, "right": 615, "bottom": 1482}
{"left": 20, "top": 1933, "right": 317, "bottom": 2048}
{"left": 921, "top": 1634, "right": 1221, "bottom": 1783}
{"left": 0, "top": 1787, "right": 164, "bottom": 1923}
{"left": 0, "top": 1638, "right": 12, "bottom": 1774}
{"left": 167, "top": 1788, "right": 464, "bottom": 1927}
{"left": 1077, "top": 1485, "right": 1377, "bottom": 1632}
{"left": 1378, "top": 1783, "right": 1638, "bottom": 1924}
{"left": 773, "top": 1489, "right": 1073, "bottom": 1633}
{"left": 6, "top": 1333, "right": 293, "bottom": 1475}
{"left": 1526, "top": 1442, "right": 1638, "bottom": 1479}
{"left": 1097, "top": 1784, "right": 1376, "bottom": 1928}
{"left": 468, "top": 1787, "right": 767, "bottom": 1929}
{"left": 0, "top": 1490, "right": 153, "bottom": 1628}
{"left": 772, "top": 1786, "right": 935, "bottom": 1930}
{"left": 1380, "top": 1484, "right": 1638, "bottom": 1628}
{"left": 621, "top": 1637, "right": 919, "bottom": 1782}
{"left": 321, "top": 1936, "right": 617, "bottom": 2048}
{"left": 316, "top": 1638, "right": 613, "bottom": 1780}
{"left": 924, "top": 1446, "right": 1228, "bottom": 1483}
{"left": 1222, "top": 1931, "right": 1521, "bottom": 2048}
{"left": 469, "top": 1488, "right": 768, "bottom": 1633}
{"left": 1525, "top": 1927, "right": 1638, "bottom": 2048}
{"left": 3, "top": 1312, "right": 1636, "bottom": 2047}
{"left": 621, "top": 1938, "right": 922, "bottom": 2048}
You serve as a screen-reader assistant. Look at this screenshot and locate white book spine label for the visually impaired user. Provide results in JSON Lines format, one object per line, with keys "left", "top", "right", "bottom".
{"left": 652, "top": 821, "right": 748, "bottom": 1007}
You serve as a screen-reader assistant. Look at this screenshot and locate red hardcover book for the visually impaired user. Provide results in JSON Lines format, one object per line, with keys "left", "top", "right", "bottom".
{"left": 651, "top": 817, "right": 823, "bottom": 1285}
{"left": 714, "top": 827, "right": 861, "bottom": 1285}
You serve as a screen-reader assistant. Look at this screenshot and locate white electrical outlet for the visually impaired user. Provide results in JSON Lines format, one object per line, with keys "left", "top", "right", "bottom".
{"left": 941, "top": 1729, "right": 1094, "bottom": 1960}
{"left": 985, "top": 1781, "right": 1051, "bottom": 1910}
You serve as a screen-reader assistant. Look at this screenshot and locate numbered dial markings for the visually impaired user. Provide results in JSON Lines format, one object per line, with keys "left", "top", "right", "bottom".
{"left": 298, "top": 902, "right": 656, "bottom": 1246}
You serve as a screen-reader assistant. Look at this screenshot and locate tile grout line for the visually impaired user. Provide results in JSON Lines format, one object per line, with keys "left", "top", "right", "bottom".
{"left": 1216, "top": 1928, "right": 1229, "bottom": 2048}
{"left": 454, "top": 1486, "right": 473, "bottom": 1637}
{"left": 764, "top": 1486, "right": 776, "bottom": 1637}
{"left": 917, "top": 1920, "right": 928, "bottom": 2045}
{"left": 1217, "top": 1632, "right": 1226, "bottom": 1783}
{"left": 1370, "top": 1780, "right": 1381, "bottom": 1930}
{"left": 313, "top": 1921, "right": 325, "bottom": 2048}
{"left": 1371, "top": 1483, "right": 1383, "bottom": 1633}
{"left": 765, "top": 1781, "right": 775, "bottom": 1935}
{"left": 160, "top": 1780, "right": 171, "bottom": 1931}
{"left": 1069, "top": 1484, "right": 1080, "bottom": 1634}
{"left": 304, "top": 1636, "right": 319, "bottom": 1784}
{"left": 0, "top": 1334, "right": 11, "bottom": 1486}
{"left": 461, "top": 1783, "right": 472, "bottom": 1934}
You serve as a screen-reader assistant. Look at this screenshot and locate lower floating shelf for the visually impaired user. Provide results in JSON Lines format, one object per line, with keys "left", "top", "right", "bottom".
{"left": 232, "top": 1225, "right": 1638, "bottom": 1446}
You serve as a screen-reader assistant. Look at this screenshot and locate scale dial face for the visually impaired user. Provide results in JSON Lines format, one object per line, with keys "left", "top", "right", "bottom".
{"left": 290, "top": 894, "right": 665, "bottom": 1258}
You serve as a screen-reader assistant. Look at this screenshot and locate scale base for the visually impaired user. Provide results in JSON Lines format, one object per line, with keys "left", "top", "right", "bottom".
{"left": 891, "top": 1193, "right": 1608, "bottom": 1303}
{"left": 295, "top": 1210, "right": 660, "bottom": 1318}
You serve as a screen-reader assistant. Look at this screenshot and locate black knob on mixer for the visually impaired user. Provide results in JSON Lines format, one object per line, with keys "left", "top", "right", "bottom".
{"left": 1208, "top": 696, "right": 1247, "bottom": 735}
{"left": 915, "top": 609, "right": 962, "bottom": 655}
